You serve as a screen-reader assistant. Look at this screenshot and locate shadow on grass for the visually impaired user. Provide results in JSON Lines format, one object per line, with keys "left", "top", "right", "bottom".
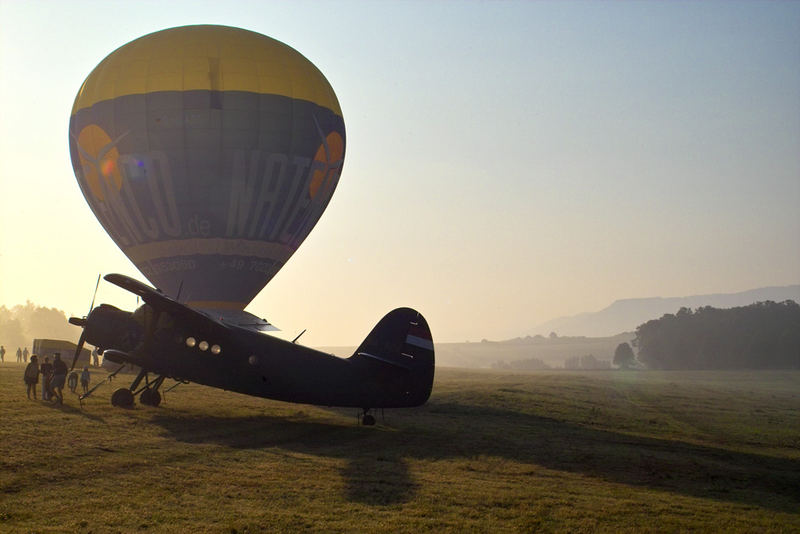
{"left": 42, "top": 399, "right": 106, "bottom": 423}
{"left": 149, "top": 402, "right": 800, "bottom": 511}
{"left": 150, "top": 411, "right": 417, "bottom": 505}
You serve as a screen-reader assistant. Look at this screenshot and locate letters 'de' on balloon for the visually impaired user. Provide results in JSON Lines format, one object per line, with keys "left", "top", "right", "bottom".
{"left": 69, "top": 25, "right": 345, "bottom": 311}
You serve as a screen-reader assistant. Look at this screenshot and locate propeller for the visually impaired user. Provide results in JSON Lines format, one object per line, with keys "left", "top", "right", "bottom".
{"left": 69, "top": 274, "right": 101, "bottom": 371}
{"left": 88, "top": 273, "right": 101, "bottom": 311}
{"left": 71, "top": 330, "right": 86, "bottom": 371}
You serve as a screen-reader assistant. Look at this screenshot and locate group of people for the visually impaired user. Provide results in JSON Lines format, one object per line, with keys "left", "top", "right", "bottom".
{"left": 0, "top": 345, "right": 30, "bottom": 363}
{"left": 0, "top": 346, "right": 99, "bottom": 366}
{"left": 23, "top": 353, "right": 91, "bottom": 404}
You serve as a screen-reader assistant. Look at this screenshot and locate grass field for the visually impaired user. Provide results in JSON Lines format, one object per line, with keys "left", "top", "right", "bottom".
{"left": 1, "top": 363, "right": 798, "bottom": 533}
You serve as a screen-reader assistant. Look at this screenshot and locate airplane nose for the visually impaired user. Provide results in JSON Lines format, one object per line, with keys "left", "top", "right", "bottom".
{"left": 69, "top": 316, "right": 87, "bottom": 327}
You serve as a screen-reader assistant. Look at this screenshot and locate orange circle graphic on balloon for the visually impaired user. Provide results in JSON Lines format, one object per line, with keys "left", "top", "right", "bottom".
{"left": 309, "top": 132, "right": 344, "bottom": 199}
{"left": 76, "top": 124, "right": 123, "bottom": 201}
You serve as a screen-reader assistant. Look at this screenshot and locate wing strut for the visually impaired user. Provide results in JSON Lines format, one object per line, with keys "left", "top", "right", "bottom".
{"left": 292, "top": 329, "right": 307, "bottom": 344}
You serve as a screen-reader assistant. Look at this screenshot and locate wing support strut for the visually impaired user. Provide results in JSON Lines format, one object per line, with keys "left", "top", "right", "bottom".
{"left": 78, "top": 363, "right": 127, "bottom": 408}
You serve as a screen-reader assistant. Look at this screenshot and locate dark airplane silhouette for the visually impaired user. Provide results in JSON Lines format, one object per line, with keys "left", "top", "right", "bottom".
{"left": 69, "top": 274, "right": 435, "bottom": 425}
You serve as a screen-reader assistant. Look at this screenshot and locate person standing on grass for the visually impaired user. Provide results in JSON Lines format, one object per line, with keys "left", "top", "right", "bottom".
{"left": 24, "top": 355, "right": 40, "bottom": 399}
{"left": 67, "top": 371, "right": 79, "bottom": 393}
{"left": 51, "top": 353, "right": 68, "bottom": 405}
{"left": 80, "top": 366, "right": 91, "bottom": 395}
{"left": 40, "top": 356, "right": 53, "bottom": 401}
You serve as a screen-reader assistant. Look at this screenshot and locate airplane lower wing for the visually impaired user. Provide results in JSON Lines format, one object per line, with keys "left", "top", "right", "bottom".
{"left": 102, "top": 348, "right": 144, "bottom": 367}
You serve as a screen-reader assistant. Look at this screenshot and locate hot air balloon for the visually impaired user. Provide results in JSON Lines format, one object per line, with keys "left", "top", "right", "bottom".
{"left": 68, "top": 25, "right": 345, "bottom": 315}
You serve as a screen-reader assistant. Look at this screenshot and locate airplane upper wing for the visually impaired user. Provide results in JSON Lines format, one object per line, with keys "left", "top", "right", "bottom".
{"left": 104, "top": 274, "right": 228, "bottom": 331}
{"left": 208, "top": 309, "right": 279, "bottom": 332}
{"left": 104, "top": 273, "right": 277, "bottom": 337}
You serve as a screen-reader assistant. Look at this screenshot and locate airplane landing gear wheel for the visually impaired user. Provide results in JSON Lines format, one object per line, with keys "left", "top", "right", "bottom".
{"left": 362, "top": 413, "right": 376, "bottom": 426}
{"left": 140, "top": 389, "right": 161, "bottom": 407}
{"left": 111, "top": 388, "right": 134, "bottom": 408}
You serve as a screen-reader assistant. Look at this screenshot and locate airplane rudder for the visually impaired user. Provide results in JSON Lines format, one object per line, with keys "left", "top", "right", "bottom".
{"left": 402, "top": 308, "right": 435, "bottom": 369}
{"left": 354, "top": 307, "right": 435, "bottom": 406}
{"left": 356, "top": 307, "right": 435, "bottom": 369}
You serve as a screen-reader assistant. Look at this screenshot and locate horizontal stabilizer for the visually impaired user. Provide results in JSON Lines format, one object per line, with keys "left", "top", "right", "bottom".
{"left": 356, "top": 351, "right": 413, "bottom": 371}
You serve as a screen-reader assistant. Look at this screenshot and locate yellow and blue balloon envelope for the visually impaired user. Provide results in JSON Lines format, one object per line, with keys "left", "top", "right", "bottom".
{"left": 69, "top": 25, "right": 345, "bottom": 310}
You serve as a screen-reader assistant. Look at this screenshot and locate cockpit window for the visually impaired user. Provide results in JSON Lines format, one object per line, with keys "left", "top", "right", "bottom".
{"left": 132, "top": 304, "right": 175, "bottom": 333}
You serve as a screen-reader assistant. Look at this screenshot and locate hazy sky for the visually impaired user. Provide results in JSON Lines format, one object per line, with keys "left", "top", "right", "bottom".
{"left": 1, "top": 1, "right": 798, "bottom": 346}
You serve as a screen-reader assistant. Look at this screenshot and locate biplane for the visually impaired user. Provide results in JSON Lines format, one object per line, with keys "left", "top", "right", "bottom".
{"left": 69, "top": 274, "right": 435, "bottom": 425}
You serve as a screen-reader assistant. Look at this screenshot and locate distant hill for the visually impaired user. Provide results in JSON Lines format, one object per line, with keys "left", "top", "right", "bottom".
{"left": 534, "top": 285, "right": 800, "bottom": 337}
{"left": 433, "top": 333, "right": 635, "bottom": 369}
{"left": 316, "top": 286, "right": 799, "bottom": 369}
{"left": 318, "top": 332, "right": 635, "bottom": 369}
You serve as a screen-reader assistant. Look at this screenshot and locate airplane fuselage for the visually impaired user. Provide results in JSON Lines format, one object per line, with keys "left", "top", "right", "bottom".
{"left": 92, "top": 302, "right": 433, "bottom": 409}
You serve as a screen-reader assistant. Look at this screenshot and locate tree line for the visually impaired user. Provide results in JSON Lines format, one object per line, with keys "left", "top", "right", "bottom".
{"left": 633, "top": 300, "right": 800, "bottom": 369}
{"left": 0, "top": 303, "right": 81, "bottom": 351}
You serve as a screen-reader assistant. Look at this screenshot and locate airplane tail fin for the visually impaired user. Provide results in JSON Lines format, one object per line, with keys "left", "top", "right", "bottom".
{"left": 350, "top": 307, "right": 435, "bottom": 407}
